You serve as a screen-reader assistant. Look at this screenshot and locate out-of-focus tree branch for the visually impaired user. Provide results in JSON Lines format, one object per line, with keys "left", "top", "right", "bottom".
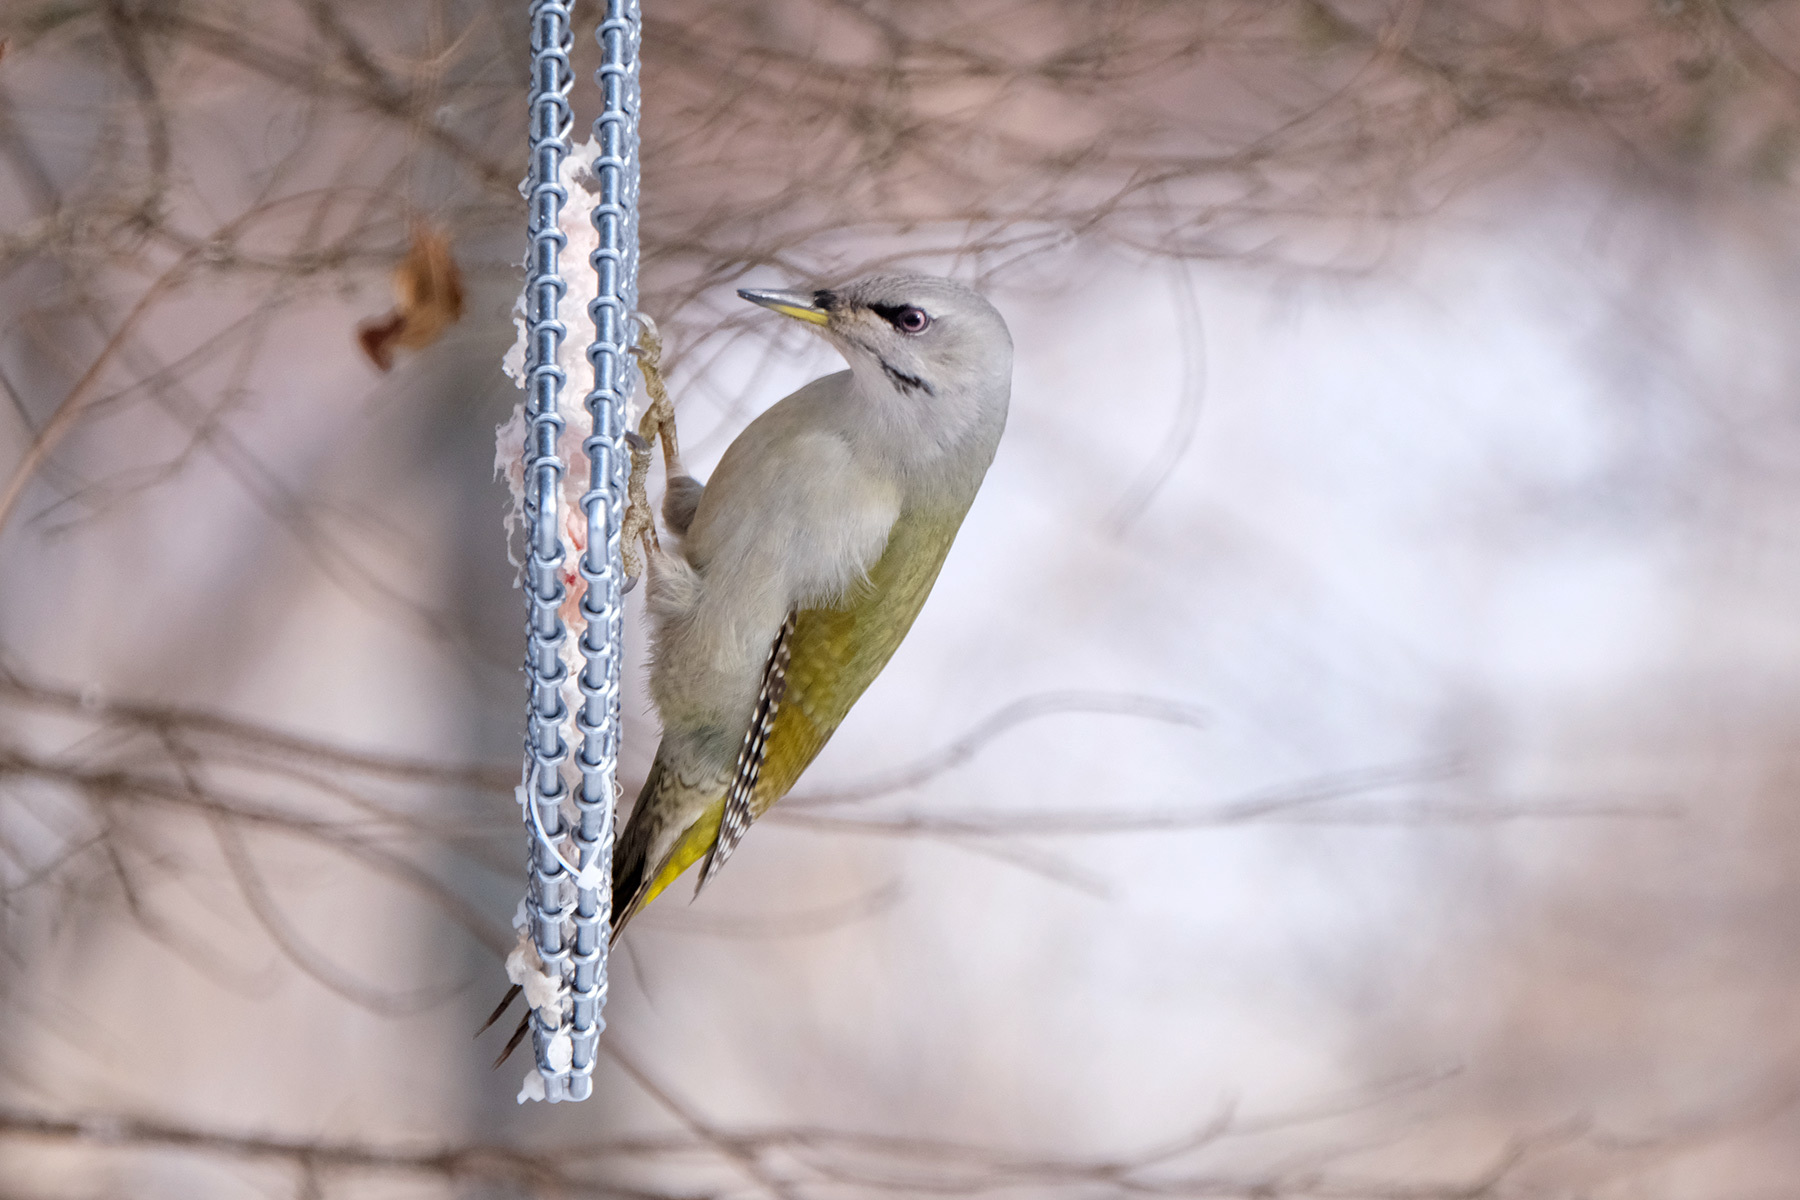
{"left": 0, "top": 1063, "right": 1787, "bottom": 1199}
{"left": 3, "top": 2, "right": 1799, "bottom": 1197}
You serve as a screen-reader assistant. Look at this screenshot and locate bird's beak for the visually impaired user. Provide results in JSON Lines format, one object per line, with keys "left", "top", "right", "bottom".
{"left": 737, "top": 288, "right": 830, "bottom": 327}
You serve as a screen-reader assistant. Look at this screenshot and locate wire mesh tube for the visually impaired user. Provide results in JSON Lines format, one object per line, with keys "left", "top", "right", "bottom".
{"left": 515, "top": 0, "right": 640, "bottom": 1104}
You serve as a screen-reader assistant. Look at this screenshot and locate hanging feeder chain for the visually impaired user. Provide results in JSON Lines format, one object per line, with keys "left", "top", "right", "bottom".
{"left": 568, "top": 0, "right": 641, "bottom": 1099}
{"left": 518, "top": 0, "right": 641, "bottom": 1104}
{"left": 520, "top": 0, "right": 577, "bottom": 1102}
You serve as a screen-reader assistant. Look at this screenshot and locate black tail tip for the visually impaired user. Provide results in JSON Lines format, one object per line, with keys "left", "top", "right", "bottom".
{"left": 476, "top": 983, "right": 522, "bottom": 1038}
{"left": 492, "top": 1015, "right": 531, "bottom": 1069}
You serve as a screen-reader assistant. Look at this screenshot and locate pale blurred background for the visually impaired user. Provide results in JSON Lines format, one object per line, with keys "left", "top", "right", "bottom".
{"left": 4, "top": 2, "right": 1800, "bottom": 1197}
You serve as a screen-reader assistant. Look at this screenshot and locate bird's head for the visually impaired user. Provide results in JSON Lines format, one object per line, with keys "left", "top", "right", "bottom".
{"left": 738, "top": 273, "right": 1012, "bottom": 461}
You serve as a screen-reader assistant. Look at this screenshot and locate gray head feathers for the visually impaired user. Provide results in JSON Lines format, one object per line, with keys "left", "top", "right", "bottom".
{"left": 737, "top": 272, "right": 1013, "bottom": 471}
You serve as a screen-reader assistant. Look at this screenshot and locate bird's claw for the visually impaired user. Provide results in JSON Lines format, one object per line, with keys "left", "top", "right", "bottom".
{"left": 618, "top": 314, "right": 683, "bottom": 586}
{"left": 631, "top": 315, "right": 680, "bottom": 466}
{"left": 622, "top": 426, "right": 656, "bottom": 579}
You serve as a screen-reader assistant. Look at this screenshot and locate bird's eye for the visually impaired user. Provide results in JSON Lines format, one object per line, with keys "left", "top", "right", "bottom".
{"left": 893, "top": 306, "right": 931, "bottom": 334}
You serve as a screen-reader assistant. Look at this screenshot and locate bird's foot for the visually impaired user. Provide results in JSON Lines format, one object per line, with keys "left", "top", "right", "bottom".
{"left": 621, "top": 430, "right": 656, "bottom": 587}
{"left": 619, "top": 313, "right": 683, "bottom": 589}
{"left": 630, "top": 313, "right": 682, "bottom": 481}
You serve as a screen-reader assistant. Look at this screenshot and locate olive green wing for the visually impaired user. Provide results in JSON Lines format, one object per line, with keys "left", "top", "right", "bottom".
{"left": 629, "top": 503, "right": 971, "bottom": 913}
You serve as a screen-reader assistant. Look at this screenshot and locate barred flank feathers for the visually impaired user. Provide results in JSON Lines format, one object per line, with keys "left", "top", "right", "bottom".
{"left": 699, "top": 610, "right": 797, "bottom": 890}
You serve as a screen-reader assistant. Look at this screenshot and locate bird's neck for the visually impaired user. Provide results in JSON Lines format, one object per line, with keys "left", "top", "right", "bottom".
{"left": 841, "top": 361, "right": 1006, "bottom": 495}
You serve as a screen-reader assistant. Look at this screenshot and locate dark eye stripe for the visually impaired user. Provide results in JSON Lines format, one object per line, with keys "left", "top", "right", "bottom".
{"left": 869, "top": 302, "right": 931, "bottom": 332}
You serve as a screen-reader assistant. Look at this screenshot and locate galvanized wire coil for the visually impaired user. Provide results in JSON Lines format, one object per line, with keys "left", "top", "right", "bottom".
{"left": 564, "top": 0, "right": 641, "bottom": 1102}
{"left": 516, "top": 0, "right": 639, "bottom": 1104}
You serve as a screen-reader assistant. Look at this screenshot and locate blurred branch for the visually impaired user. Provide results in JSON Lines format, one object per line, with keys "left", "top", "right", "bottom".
{"left": 0, "top": 661, "right": 512, "bottom": 794}
{"left": 0, "top": 3, "right": 1795, "bottom": 1195}
{"left": 0, "top": 247, "right": 194, "bottom": 534}
{"left": 0, "top": 1107, "right": 678, "bottom": 1200}
{"left": 0, "top": 739, "right": 513, "bottom": 959}
{"left": 0, "top": 1062, "right": 1777, "bottom": 1199}
{"left": 784, "top": 689, "right": 1208, "bottom": 806}
{"left": 147, "top": 5, "right": 515, "bottom": 190}
{"left": 779, "top": 757, "right": 1680, "bottom": 836}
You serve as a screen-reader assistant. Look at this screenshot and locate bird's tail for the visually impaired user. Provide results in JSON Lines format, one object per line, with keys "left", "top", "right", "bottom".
{"left": 486, "top": 755, "right": 666, "bottom": 1068}
{"left": 608, "top": 753, "right": 665, "bottom": 943}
